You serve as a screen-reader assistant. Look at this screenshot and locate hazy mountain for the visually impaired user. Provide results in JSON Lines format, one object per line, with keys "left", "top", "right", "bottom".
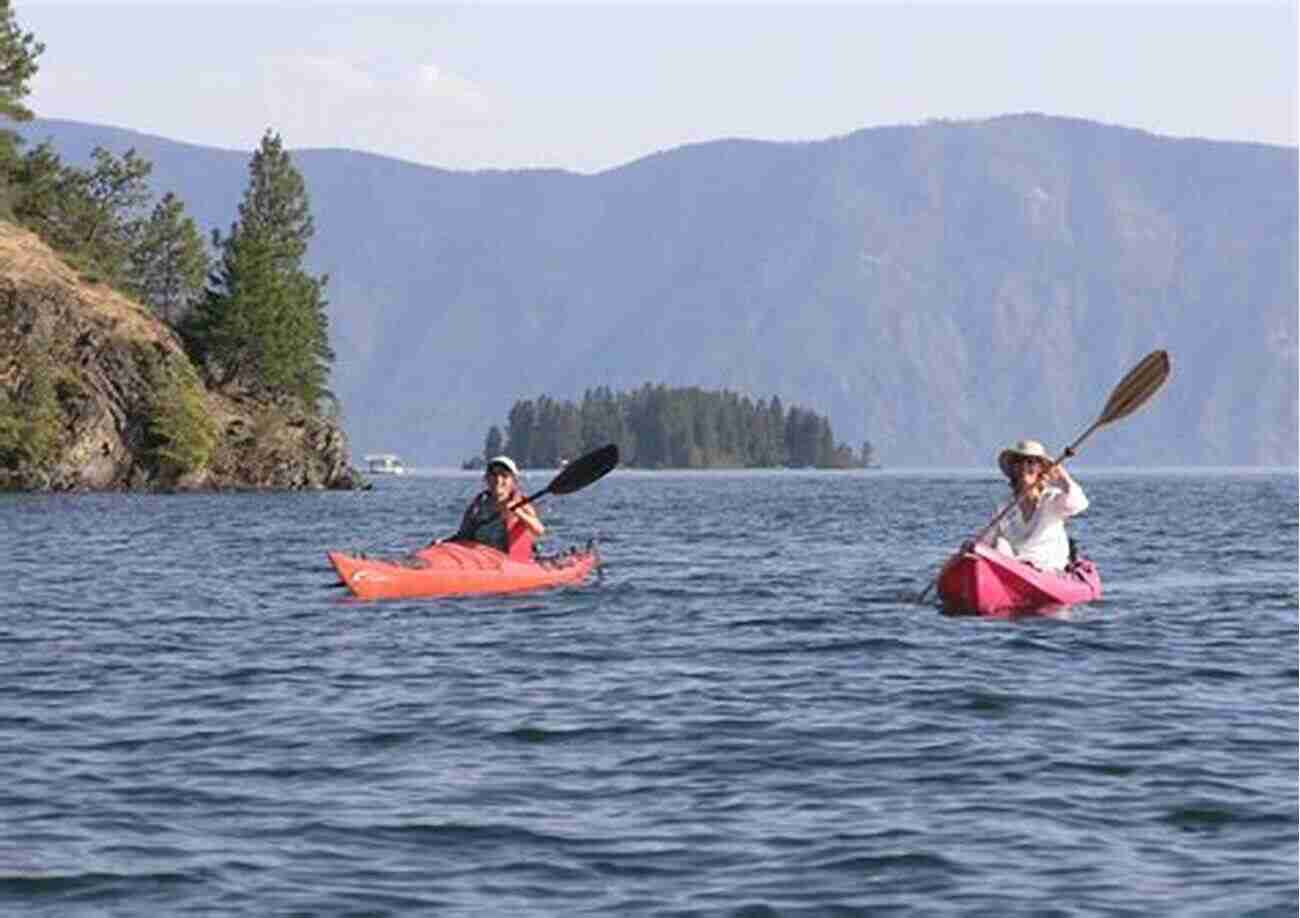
{"left": 19, "top": 115, "right": 1297, "bottom": 467}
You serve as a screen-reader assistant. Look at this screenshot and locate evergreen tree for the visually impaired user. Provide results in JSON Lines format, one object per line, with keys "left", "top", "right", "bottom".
{"left": 0, "top": 344, "right": 61, "bottom": 473}
{"left": 8, "top": 138, "right": 60, "bottom": 227}
{"left": 555, "top": 402, "right": 581, "bottom": 465}
{"left": 12, "top": 144, "right": 153, "bottom": 283}
{"left": 716, "top": 391, "right": 744, "bottom": 464}
{"left": 483, "top": 425, "right": 503, "bottom": 461}
{"left": 631, "top": 384, "right": 669, "bottom": 467}
{"left": 815, "top": 416, "right": 835, "bottom": 467}
{"left": 0, "top": 0, "right": 42, "bottom": 213}
{"left": 580, "top": 386, "right": 631, "bottom": 463}
{"left": 765, "top": 396, "right": 786, "bottom": 466}
{"left": 666, "top": 393, "right": 695, "bottom": 467}
{"left": 147, "top": 361, "right": 217, "bottom": 478}
{"left": 532, "top": 396, "right": 560, "bottom": 466}
{"left": 186, "top": 130, "right": 332, "bottom": 409}
{"left": 80, "top": 146, "right": 152, "bottom": 261}
{"left": 505, "top": 399, "right": 535, "bottom": 465}
{"left": 129, "top": 192, "right": 209, "bottom": 325}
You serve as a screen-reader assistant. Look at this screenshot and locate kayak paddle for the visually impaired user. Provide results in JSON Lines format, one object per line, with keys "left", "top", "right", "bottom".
{"left": 918, "top": 350, "right": 1172, "bottom": 602}
{"left": 446, "top": 443, "right": 621, "bottom": 544}
{"left": 510, "top": 442, "right": 621, "bottom": 511}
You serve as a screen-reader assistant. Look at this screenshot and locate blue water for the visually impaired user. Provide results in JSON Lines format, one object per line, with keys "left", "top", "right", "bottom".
{"left": 3, "top": 469, "right": 1296, "bottom": 916}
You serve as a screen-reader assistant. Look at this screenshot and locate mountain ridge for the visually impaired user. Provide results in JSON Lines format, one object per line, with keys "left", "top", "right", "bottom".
{"left": 16, "top": 114, "right": 1297, "bottom": 467}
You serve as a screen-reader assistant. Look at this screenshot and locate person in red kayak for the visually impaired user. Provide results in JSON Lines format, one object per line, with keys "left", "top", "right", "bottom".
{"left": 453, "top": 455, "right": 545, "bottom": 560}
{"left": 975, "top": 439, "right": 1088, "bottom": 571}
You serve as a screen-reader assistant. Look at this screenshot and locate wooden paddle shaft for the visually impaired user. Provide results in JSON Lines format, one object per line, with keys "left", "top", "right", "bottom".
{"left": 919, "top": 350, "right": 1171, "bottom": 602}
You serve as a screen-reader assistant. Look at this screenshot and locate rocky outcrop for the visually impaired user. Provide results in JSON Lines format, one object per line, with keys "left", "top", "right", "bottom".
{"left": 0, "top": 220, "right": 361, "bottom": 491}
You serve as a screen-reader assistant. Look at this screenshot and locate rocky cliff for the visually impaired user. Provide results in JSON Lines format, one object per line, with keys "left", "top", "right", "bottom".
{"left": 0, "top": 220, "right": 360, "bottom": 491}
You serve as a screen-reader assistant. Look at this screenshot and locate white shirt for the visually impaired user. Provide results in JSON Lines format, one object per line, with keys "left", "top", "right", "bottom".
{"left": 981, "top": 479, "right": 1089, "bottom": 571}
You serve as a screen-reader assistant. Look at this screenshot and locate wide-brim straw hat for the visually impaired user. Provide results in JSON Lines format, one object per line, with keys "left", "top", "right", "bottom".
{"left": 997, "top": 439, "right": 1053, "bottom": 479}
{"left": 486, "top": 455, "right": 520, "bottom": 478}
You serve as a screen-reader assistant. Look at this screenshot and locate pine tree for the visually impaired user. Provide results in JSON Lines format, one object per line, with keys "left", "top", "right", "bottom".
{"left": 147, "top": 361, "right": 217, "bottom": 478}
{"left": 766, "top": 396, "right": 786, "bottom": 466}
{"left": 12, "top": 143, "right": 153, "bottom": 283}
{"left": 579, "top": 386, "right": 627, "bottom": 459}
{"left": 129, "top": 192, "right": 210, "bottom": 325}
{"left": 506, "top": 400, "right": 536, "bottom": 466}
{"left": 0, "top": 0, "right": 42, "bottom": 213}
{"left": 0, "top": 343, "right": 61, "bottom": 472}
{"left": 555, "top": 403, "right": 581, "bottom": 465}
{"left": 8, "top": 139, "right": 61, "bottom": 228}
{"left": 483, "top": 425, "right": 503, "bottom": 461}
{"left": 79, "top": 147, "right": 152, "bottom": 261}
{"left": 815, "top": 416, "right": 835, "bottom": 467}
{"left": 186, "top": 130, "right": 332, "bottom": 409}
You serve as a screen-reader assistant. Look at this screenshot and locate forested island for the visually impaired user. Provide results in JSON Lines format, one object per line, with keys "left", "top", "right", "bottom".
{"left": 467, "top": 385, "right": 877, "bottom": 470}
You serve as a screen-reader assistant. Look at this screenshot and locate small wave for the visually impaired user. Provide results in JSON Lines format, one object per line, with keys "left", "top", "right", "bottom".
{"left": 298, "top": 819, "right": 572, "bottom": 850}
{"left": 346, "top": 729, "right": 419, "bottom": 749}
{"left": 1048, "top": 759, "right": 1140, "bottom": 779}
{"left": 1163, "top": 803, "right": 1295, "bottom": 833}
{"left": 811, "top": 850, "right": 968, "bottom": 876}
{"left": 0, "top": 868, "right": 203, "bottom": 898}
{"left": 501, "top": 724, "right": 637, "bottom": 744}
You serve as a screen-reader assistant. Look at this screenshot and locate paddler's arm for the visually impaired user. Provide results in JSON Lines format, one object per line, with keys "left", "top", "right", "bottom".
{"left": 505, "top": 499, "right": 545, "bottom": 536}
{"left": 1045, "top": 464, "right": 1089, "bottom": 516}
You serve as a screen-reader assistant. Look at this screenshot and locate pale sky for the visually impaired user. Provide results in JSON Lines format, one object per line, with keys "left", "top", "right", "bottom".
{"left": 16, "top": 1, "right": 1299, "bottom": 173}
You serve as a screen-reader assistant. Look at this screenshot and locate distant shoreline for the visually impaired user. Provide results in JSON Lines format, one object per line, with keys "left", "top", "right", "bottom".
{"left": 367, "top": 465, "right": 1298, "bottom": 478}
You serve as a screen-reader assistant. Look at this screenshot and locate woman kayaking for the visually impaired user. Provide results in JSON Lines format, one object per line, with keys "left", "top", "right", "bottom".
{"left": 975, "top": 439, "right": 1088, "bottom": 571}
{"left": 452, "top": 455, "right": 545, "bottom": 560}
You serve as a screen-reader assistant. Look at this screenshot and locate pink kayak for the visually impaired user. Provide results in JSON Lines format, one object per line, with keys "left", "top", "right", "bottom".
{"left": 936, "top": 543, "right": 1102, "bottom": 616}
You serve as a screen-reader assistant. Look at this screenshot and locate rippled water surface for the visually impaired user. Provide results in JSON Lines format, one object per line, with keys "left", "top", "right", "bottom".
{"left": 4, "top": 469, "right": 1297, "bottom": 916}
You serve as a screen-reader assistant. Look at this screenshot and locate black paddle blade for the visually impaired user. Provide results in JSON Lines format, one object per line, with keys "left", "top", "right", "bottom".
{"left": 546, "top": 443, "right": 620, "bottom": 496}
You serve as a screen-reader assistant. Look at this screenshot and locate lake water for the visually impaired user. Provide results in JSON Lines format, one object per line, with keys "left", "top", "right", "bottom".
{"left": 3, "top": 469, "right": 1297, "bottom": 916}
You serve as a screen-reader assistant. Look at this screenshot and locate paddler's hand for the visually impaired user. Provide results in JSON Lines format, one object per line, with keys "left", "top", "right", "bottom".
{"left": 1047, "top": 463, "right": 1074, "bottom": 486}
{"left": 502, "top": 497, "right": 545, "bottom": 536}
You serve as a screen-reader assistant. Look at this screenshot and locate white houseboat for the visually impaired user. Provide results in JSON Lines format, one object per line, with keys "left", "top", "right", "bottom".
{"left": 364, "top": 454, "right": 406, "bottom": 475}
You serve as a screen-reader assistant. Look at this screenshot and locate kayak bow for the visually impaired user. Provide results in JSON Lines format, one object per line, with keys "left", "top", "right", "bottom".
{"left": 936, "top": 543, "right": 1101, "bottom": 616}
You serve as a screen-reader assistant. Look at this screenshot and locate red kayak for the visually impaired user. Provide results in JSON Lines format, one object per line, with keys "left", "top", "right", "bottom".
{"left": 328, "top": 541, "right": 599, "bottom": 601}
{"left": 936, "top": 543, "right": 1102, "bottom": 616}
